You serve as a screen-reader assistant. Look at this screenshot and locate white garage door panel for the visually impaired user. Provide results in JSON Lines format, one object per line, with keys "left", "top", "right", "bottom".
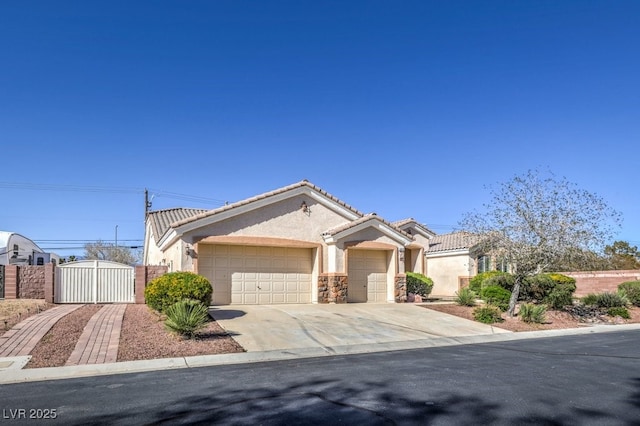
{"left": 202, "top": 245, "right": 312, "bottom": 305}
{"left": 348, "top": 250, "right": 389, "bottom": 303}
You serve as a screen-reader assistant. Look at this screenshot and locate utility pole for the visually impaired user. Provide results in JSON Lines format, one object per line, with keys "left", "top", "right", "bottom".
{"left": 144, "top": 188, "right": 150, "bottom": 220}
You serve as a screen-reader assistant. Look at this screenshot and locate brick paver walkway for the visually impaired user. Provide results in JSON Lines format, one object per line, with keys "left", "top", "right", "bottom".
{"left": 65, "top": 304, "right": 127, "bottom": 365}
{"left": 0, "top": 305, "right": 83, "bottom": 357}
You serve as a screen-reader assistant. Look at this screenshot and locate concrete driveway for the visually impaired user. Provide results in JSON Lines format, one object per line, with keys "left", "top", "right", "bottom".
{"left": 209, "top": 303, "right": 510, "bottom": 352}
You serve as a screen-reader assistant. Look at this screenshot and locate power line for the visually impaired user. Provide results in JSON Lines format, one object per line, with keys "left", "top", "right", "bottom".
{"left": 0, "top": 181, "right": 227, "bottom": 206}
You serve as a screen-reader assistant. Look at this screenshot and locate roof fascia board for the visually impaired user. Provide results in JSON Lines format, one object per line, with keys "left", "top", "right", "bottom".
{"left": 174, "top": 186, "right": 360, "bottom": 236}
{"left": 425, "top": 248, "right": 470, "bottom": 258}
{"left": 325, "top": 219, "right": 413, "bottom": 246}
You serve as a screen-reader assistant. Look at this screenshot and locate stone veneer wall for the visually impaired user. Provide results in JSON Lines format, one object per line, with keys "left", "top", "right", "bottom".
{"left": 318, "top": 274, "right": 348, "bottom": 303}
{"left": 18, "top": 265, "right": 46, "bottom": 299}
{"left": 395, "top": 274, "right": 407, "bottom": 303}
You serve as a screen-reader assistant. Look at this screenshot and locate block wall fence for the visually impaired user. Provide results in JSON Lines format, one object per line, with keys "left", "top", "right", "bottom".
{"left": 2, "top": 264, "right": 168, "bottom": 304}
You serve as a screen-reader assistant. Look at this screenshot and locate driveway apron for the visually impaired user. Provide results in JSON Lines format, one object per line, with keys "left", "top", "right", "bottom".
{"left": 210, "top": 303, "right": 510, "bottom": 352}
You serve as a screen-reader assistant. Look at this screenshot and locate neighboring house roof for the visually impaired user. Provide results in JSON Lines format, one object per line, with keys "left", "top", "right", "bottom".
{"left": 147, "top": 208, "right": 207, "bottom": 242}
{"left": 392, "top": 218, "right": 436, "bottom": 237}
{"left": 426, "top": 231, "right": 479, "bottom": 254}
{"left": 322, "top": 213, "right": 414, "bottom": 244}
{"left": 170, "top": 180, "right": 366, "bottom": 229}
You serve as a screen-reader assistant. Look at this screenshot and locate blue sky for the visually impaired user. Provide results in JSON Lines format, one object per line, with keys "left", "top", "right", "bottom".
{"left": 1, "top": 1, "right": 639, "bottom": 257}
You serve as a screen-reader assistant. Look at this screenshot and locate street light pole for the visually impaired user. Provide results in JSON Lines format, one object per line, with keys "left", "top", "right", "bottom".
{"left": 115, "top": 225, "right": 118, "bottom": 248}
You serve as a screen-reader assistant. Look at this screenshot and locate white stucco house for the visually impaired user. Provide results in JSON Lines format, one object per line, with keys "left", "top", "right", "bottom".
{"left": 143, "top": 180, "right": 481, "bottom": 305}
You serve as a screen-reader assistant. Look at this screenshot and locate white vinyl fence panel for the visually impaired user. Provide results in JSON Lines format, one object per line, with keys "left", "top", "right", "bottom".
{"left": 56, "top": 260, "right": 134, "bottom": 303}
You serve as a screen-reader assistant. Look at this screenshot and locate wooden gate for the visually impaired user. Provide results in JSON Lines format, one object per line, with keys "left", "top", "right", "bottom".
{"left": 55, "top": 260, "right": 134, "bottom": 303}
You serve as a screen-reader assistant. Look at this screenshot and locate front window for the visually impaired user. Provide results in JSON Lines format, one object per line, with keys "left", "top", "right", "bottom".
{"left": 477, "top": 255, "right": 491, "bottom": 274}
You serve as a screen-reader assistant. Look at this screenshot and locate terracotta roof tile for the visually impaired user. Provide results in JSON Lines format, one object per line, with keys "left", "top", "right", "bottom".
{"left": 147, "top": 208, "right": 207, "bottom": 241}
{"left": 323, "top": 213, "right": 413, "bottom": 240}
{"left": 426, "top": 232, "right": 479, "bottom": 253}
{"left": 392, "top": 218, "right": 436, "bottom": 236}
{"left": 171, "top": 180, "right": 366, "bottom": 228}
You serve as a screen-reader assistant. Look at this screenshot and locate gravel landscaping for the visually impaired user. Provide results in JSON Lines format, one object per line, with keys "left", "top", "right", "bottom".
{"left": 0, "top": 299, "right": 54, "bottom": 334}
{"left": 25, "top": 304, "right": 103, "bottom": 369}
{"left": 422, "top": 302, "right": 640, "bottom": 332}
{"left": 117, "top": 304, "right": 245, "bottom": 362}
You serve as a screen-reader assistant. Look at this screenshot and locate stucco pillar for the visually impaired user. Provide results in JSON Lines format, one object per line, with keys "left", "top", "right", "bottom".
{"left": 398, "top": 248, "right": 406, "bottom": 274}
{"left": 4, "top": 265, "right": 18, "bottom": 299}
{"left": 134, "top": 266, "right": 147, "bottom": 304}
{"left": 44, "top": 263, "right": 55, "bottom": 303}
{"left": 326, "top": 243, "right": 338, "bottom": 273}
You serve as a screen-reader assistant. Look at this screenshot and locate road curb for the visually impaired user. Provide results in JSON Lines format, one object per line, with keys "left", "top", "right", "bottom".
{"left": 1, "top": 323, "right": 639, "bottom": 385}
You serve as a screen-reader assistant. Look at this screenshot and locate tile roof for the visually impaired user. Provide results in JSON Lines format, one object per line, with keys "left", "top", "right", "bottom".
{"left": 426, "top": 231, "right": 479, "bottom": 253}
{"left": 170, "top": 180, "right": 366, "bottom": 228}
{"left": 147, "top": 208, "right": 207, "bottom": 241}
{"left": 392, "top": 218, "right": 436, "bottom": 236}
{"left": 323, "top": 213, "right": 413, "bottom": 240}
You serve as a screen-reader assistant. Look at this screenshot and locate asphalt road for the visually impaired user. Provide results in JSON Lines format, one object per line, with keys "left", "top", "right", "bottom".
{"left": 2, "top": 330, "right": 639, "bottom": 425}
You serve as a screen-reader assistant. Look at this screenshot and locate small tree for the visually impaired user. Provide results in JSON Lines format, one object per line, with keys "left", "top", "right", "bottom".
{"left": 460, "top": 169, "right": 621, "bottom": 316}
{"left": 604, "top": 240, "right": 640, "bottom": 270}
{"left": 84, "top": 240, "right": 141, "bottom": 265}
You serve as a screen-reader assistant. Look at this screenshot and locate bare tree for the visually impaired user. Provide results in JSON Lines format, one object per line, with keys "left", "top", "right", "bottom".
{"left": 84, "top": 240, "right": 141, "bottom": 265}
{"left": 459, "top": 169, "right": 622, "bottom": 316}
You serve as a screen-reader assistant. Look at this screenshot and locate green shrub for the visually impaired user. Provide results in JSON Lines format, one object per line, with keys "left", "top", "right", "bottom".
{"left": 469, "top": 271, "right": 504, "bottom": 294}
{"left": 455, "top": 287, "right": 477, "bottom": 307}
{"left": 483, "top": 273, "right": 515, "bottom": 291}
{"left": 581, "top": 293, "right": 598, "bottom": 306}
{"left": 164, "top": 299, "right": 210, "bottom": 338}
{"left": 520, "top": 274, "right": 555, "bottom": 302}
{"left": 547, "top": 274, "right": 576, "bottom": 293}
{"left": 607, "top": 307, "right": 631, "bottom": 319}
{"left": 145, "top": 271, "right": 213, "bottom": 313}
{"left": 519, "top": 303, "right": 547, "bottom": 324}
{"left": 544, "top": 286, "right": 574, "bottom": 310}
{"left": 593, "top": 292, "right": 628, "bottom": 308}
{"left": 406, "top": 272, "right": 434, "bottom": 298}
{"left": 618, "top": 281, "right": 640, "bottom": 307}
{"left": 480, "top": 285, "right": 511, "bottom": 311}
{"left": 472, "top": 305, "right": 503, "bottom": 324}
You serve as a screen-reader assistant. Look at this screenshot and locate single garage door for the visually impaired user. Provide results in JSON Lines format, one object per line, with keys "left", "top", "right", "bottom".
{"left": 198, "top": 244, "right": 312, "bottom": 305}
{"left": 347, "top": 249, "right": 389, "bottom": 303}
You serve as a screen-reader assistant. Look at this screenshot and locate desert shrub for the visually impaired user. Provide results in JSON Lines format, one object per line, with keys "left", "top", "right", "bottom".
{"left": 480, "top": 285, "right": 511, "bottom": 311}
{"left": 519, "top": 303, "right": 547, "bottom": 324}
{"left": 164, "top": 299, "right": 210, "bottom": 338}
{"left": 544, "top": 286, "right": 574, "bottom": 310}
{"left": 607, "top": 307, "right": 631, "bottom": 319}
{"left": 455, "top": 287, "right": 477, "bottom": 307}
{"left": 593, "top": 292, "right": 628, "bottom": 309}
{"left": 618, "top": 281, "right": 640, "bottom": 307}
{"left": 581, "top": 293, "right": 598, "bottom": 306}
{"left": 520, "top": 274, "right": 555, "bottom": 302}
{"left": 547, "top": 273, "right": 577, "bottom": 290}
{"left": 469, "top": 271, "right": 504, "bottom": 294}
{"left": 145, "top": 271, "right": 213, "bottom": 313}
{"left": 473, "top": 305, "right": 503, "bottom": 324}
{"left": 406, "top": 272, "right": 434, "bottom": 298}
{"left": 483, "top": 273, "right": 515, "bottom": 291}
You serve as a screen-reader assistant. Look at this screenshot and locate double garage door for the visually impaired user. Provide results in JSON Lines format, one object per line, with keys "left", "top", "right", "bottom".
{"left": 198, "top": 245, "right": 312, "bottom": 305}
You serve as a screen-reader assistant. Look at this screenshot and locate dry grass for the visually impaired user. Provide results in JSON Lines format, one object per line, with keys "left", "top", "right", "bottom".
{"left": 0, "top": 299, "right": 54, "bottom": 334}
